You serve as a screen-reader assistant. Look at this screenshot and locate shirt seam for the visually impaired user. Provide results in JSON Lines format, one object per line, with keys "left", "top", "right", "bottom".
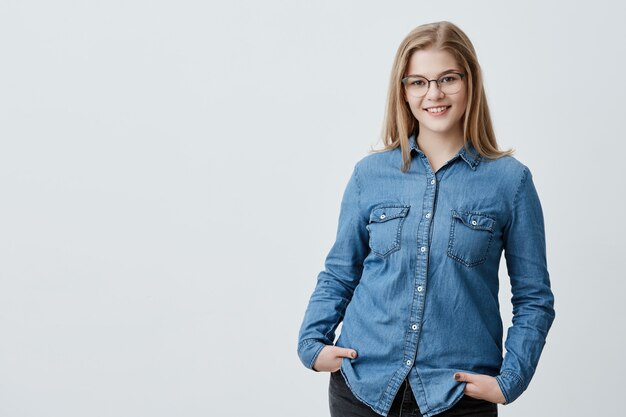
{"left": 512, "top": 166, "right": 529, "bottom": 207}
{"left": 505, "top": 165, "right": 529, "bottom": 231}
{"left": 354, "top": 162, "right": 363, "bottom": 214}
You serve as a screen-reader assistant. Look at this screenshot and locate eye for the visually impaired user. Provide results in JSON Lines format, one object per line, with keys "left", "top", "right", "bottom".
{"left": 440, "top": 73, "right": 462, "bottom": 83}
{"left": 408, "top": 77, "right": 428, "bottom": 86}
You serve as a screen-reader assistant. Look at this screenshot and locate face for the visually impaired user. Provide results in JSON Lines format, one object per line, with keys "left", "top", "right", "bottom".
{"left": 403, "top": 47, "right": 468, "bottom": 141}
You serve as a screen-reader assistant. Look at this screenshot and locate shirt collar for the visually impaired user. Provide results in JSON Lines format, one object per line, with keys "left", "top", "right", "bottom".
{"left": 408, "top": 132, "right": 481, "bottom": 170}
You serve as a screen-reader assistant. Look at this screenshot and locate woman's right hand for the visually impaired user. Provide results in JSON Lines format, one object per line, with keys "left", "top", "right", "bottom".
{"left": 312, "top": 345, "right": 358, "bottom": 372}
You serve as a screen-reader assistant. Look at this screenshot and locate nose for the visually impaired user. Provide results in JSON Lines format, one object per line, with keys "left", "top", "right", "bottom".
{"left": 424, "top": 80, "right": 444, "bottom": 99}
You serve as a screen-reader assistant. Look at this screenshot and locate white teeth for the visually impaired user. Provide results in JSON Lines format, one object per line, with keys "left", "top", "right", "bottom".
{"left": 426, "top": 106, "right": 449, "bottom": 113}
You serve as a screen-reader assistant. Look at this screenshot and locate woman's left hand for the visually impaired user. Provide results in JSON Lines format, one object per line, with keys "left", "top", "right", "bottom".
{"left": 453, "top": 372, "right": 507, "bottom": 404}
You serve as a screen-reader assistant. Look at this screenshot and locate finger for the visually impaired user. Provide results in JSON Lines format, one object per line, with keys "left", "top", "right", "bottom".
{"left": 464, "top": 391, "right": 481, "bottom": 400}
{"left": 462, "top": 383, "right": 475, "bottom": 395}
{"left": 462, "top": 383, "right": 482, "bottom": 399}
{"left": 335, "top": 347, "right": 358, "bottom": 359}
{"left": 454, "top": 372, "right": 473, "bottom": 382}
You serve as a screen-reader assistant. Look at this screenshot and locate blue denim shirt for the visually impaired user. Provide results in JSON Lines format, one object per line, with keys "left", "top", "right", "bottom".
{"left": 297, "top": 133, "right": 556, "bottom": 417}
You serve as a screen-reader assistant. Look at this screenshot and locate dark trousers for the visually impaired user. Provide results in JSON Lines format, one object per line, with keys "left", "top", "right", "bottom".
{"left": 329, "top": 370, "right": 497, "bottom": 417}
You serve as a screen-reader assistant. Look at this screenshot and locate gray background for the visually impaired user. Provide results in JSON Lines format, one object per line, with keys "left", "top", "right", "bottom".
{"left": 0, "top": 1, "right": 624, "bottom": 416}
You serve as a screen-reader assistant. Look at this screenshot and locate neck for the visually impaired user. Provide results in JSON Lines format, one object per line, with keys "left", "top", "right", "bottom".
{"left": 416, "top": 128, "right": 464, "bottom": 158}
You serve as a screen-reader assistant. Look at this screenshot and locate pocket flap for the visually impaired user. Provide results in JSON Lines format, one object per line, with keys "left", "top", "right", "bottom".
{"left": 369, "top": 205, "right": 410, "bottom": 223}
{"left": 451, "top": 209, "right": 495, "bottom": 231}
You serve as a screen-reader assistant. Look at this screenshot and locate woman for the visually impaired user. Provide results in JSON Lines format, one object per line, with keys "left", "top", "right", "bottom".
{"left": 296, "top": 21, "right": 555, "bottom": 417}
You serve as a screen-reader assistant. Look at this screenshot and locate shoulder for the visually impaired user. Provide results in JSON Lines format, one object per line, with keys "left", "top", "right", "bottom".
{"left": 352, "top": 147, "right": 403, "bottom": 176}
{"left": 480, "top": 153, "right": 527, "bottom": 173}
{"left": 478, "top": 154, "right": 537, "bottom": 206}
{"left": 480, "top": 154, "right": 531, "bottom": 185}
{"left": 355, "top": 148, "right": 398, "bottom": 167}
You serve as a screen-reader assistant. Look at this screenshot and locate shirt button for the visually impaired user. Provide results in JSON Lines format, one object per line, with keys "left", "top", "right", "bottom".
{"left": 406, "top": 360, "right": 412, "bottom": 366}
{"left": 420, "top": 246, "right": 427, "bottom": 252}
{"left": 411, "top": 324, "right": 418, "bottom": 330}
{"left": 430, "top": 179, "right": 435, "bottom": 185}
{"left": 471, "top": 220, "right": 477, "bottom": 226}
{"left": 417, "top": 286, "right": 423, "bottom": 292}
{"left": 425, "top": 212, "right": 431, "bottom": 218}
{"left": 380, "top": 214, "right": 386, "bottom": 220}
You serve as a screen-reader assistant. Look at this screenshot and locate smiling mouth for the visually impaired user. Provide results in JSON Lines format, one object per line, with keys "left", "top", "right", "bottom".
{"left": 424, "top": 105, "right": 451, "bottom": 114}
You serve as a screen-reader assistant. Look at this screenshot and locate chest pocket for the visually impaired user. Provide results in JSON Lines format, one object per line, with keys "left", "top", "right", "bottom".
{"left": 366, "top": 205, "right": 410, "bottom": 258}
{"left": 447, "top": 209, "right": 496, "bottom": 267}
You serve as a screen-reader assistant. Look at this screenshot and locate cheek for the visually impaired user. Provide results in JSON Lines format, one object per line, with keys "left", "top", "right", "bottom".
{"left": 461, "top": 100, "right": 467, "bottom": 114}
{"left": 452, "top": 95, "right": 468, "bottom": 116}
{"left": 458, "top": 91, "right": 469, "bottom": 112}
{"left": 408, "top": 99, "right": 425, "bottom": 119}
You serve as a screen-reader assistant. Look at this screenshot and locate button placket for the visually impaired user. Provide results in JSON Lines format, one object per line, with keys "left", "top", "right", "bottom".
{"left": 403, "top": 163, "right": 439, "bottom": 376}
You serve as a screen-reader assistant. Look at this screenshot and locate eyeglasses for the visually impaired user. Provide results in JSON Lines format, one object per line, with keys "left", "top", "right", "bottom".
{"left": 401, "top": 72, "right": 466, "bottom": 98}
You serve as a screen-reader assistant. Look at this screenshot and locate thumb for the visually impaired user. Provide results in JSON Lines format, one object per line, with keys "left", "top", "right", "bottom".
{"left": 336, "top": 347, "right": 358, "bottom": 359}
{"left": 453, "top": 372, "right": 472, "bottom": 382}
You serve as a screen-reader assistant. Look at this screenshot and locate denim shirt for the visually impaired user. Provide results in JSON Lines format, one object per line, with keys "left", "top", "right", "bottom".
{"left": 297, "top": 133, "right": 556, "bottom": 417}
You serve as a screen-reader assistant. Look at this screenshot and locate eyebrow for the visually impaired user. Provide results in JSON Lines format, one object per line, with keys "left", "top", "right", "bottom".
{"left": 405, "top": 69, "right": 461, "bottom": 78}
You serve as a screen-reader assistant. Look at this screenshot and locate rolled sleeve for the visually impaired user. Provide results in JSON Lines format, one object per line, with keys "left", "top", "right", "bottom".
{"left": 297, "top": 339, "right": 326, "bottom": 371}
{"left": 495, "top": 370, "right": 525, "bottom": 405}
{"left": 498, "top": 166, "right": 556, "bottom": 404}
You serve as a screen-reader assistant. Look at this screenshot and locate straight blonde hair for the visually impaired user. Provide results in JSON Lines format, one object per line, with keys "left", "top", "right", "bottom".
{"left": 374, "top": 21, "right": 514, "bottom": 172}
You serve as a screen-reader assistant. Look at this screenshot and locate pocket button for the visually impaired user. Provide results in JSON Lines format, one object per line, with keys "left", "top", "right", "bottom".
{"left": 447, "top": 209, "right": 496, "bottom": 267}
{"left": 367, "top": 205, "right": 410, "bottom": 258}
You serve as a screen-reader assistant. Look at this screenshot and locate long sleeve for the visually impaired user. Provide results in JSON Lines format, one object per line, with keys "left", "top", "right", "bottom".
{"left": 296, "top": 162, "right": 370, "bottom": 371}
{"left": 495, "top": 167, "right": 556, "bottom": 404}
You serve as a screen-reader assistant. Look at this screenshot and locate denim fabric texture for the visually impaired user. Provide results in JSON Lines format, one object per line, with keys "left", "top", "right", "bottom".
{"left": 297, "top": 132, "right": 556, "bottom": 417}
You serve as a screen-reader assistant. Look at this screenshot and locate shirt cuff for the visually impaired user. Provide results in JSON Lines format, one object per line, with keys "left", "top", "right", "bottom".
{"left": 495, "top": 370, "right": 526, "bottom": 405}
{"left": 297, "top": 339, "right": 326, "bottom": 371}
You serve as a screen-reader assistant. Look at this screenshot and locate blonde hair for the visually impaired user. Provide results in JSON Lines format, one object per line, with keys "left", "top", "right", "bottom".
{"left": 374, "top": 21, "right": 514, "bottom": 172}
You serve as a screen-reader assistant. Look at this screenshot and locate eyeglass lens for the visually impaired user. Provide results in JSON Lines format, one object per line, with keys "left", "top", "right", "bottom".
{"left": 404, "top": 73, "right": 463, "bottom": 97}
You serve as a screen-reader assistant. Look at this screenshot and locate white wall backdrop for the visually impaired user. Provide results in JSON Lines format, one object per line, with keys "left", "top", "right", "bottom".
{"left": 1, "top": 1, "right": 624, "bottom": 416}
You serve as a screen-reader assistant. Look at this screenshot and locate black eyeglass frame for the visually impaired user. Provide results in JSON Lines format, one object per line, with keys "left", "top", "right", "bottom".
{"left": 401, "top": 72, "right": 466, "bottom": 97}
